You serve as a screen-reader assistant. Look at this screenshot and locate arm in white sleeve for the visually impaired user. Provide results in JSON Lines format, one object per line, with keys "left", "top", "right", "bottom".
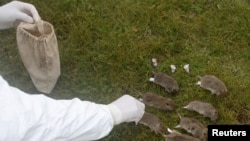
{"left": 0, "top": 76, "right": 114, "bottom": 141}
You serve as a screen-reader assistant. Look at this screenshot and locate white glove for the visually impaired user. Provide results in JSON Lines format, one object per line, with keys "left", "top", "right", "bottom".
{"left": 107, "top": 95, "right": 145, "bottom": 125}
{"left": 0, "top": 1, "right": 41, "bottom": 29}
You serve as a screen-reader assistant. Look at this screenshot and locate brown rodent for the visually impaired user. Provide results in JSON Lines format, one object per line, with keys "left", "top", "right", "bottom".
{"left": 149, "top": 72, "right": 179, "bottom": 93}
{"left": 164, "top": 128, "right": 200, "bottom": 141}
{"left": 176, "top": 117, "right": 208, "bottom": 141}
{"left": 183, "top": 100, "right": 218, "bottom": 121}
{"left": 140, "top": 92, "right": 176, "bottom": 111}
{"left": 138, "top": 112, "right": 167, "bottom": 136}
{"left": 197, "top": 75, "right": 228, "bottom": 96}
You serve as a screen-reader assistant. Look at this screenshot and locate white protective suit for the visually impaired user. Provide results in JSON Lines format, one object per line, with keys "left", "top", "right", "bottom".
{"left": 0, "top": 76, "right": 145, "bottom": 141}
{"left": 0, "top": 75, "right": 114, "bottom": 141}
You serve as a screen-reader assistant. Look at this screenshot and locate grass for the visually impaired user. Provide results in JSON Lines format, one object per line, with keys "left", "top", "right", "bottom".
{"left": 0, "top": 0, "right": 250, "bottom": 140}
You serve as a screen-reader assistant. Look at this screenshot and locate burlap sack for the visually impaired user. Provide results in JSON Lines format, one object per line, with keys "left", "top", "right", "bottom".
{"left": 16, "top": 20, "right": 60, "bottom": 94}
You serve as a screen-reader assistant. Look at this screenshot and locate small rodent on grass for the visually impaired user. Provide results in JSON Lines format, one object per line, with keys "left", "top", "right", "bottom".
{"left": 140, "top": 92, "right": 176, "bottom": 111}
{"left": 197, "top": 75, "right": 228, "bottom": 96}
{"left": 176, "top": 117, "right": 208, "bottom": 141}
{"left": 183, "top": 100, "right": 218, "bottom": 121}
{"left": 149, "top": 72, "right": 179, "bottom": 94}
{"left": 138, "top": 112, "right": 167, "bottom": 136}
{"left": 164, "top": 128, "right": 200, "bottom": 141}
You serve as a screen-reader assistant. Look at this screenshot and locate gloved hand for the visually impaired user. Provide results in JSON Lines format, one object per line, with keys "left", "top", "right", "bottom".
{"left": 0, "top": 1, "right": 41, "bottom": 29}
{"left": 107, "top": 95, "right": 145, "bottom": 125}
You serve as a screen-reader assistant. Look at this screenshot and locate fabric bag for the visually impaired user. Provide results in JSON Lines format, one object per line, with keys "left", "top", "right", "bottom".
{"left": 16, "top": 20, "right": 60, "bottom": 94}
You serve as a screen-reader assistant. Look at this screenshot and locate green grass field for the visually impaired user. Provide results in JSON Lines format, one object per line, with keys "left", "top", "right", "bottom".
{"left": 0, "top": 0, "right": 250, "bottom": 140}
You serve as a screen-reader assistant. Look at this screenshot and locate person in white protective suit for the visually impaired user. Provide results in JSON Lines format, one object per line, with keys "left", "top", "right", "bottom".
{"left": 0, "top": 1, "right": 145, "bottom": 141}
